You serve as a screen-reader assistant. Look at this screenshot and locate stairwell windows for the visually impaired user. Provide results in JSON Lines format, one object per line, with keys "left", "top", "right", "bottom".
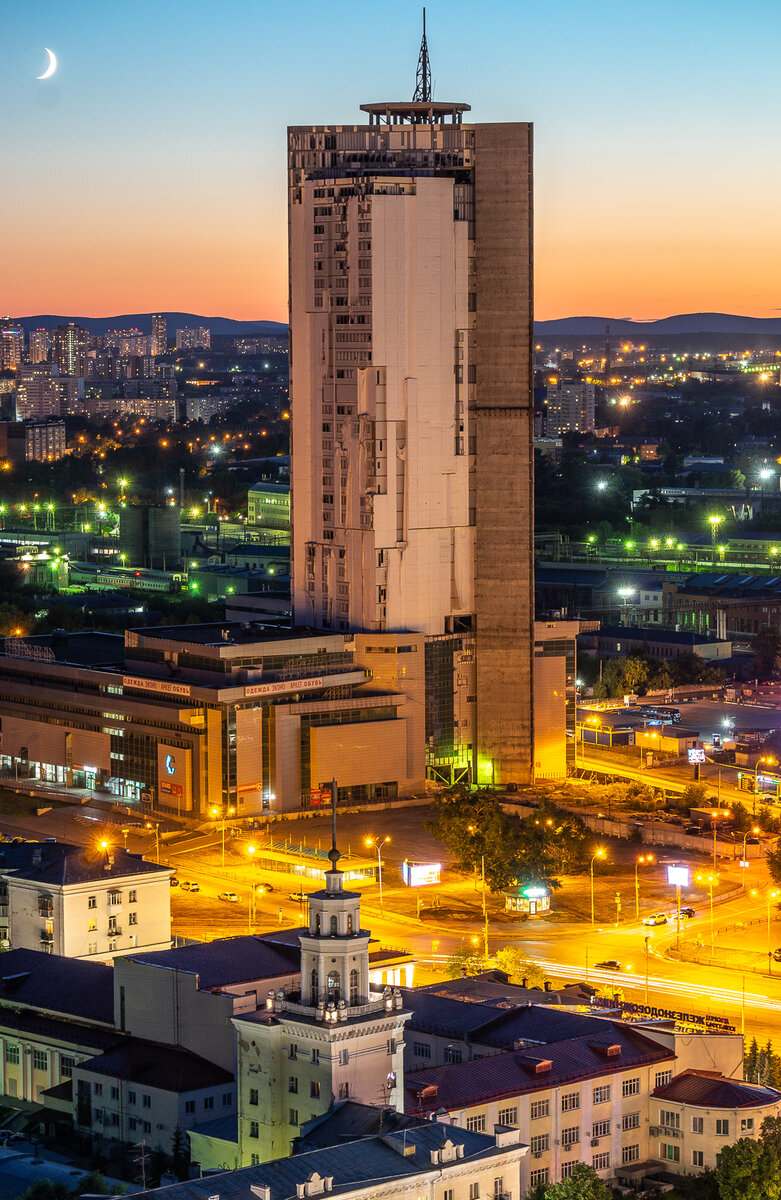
{"left": 349, "top": 969, "right": 359, "bottom": 1004}
{"left": 330, "top": 916, "right": 337, "bottom": 935}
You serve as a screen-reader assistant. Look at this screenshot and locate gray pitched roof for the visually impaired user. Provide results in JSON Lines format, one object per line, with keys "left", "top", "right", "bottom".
{"left": 77, "top": 1038, "right": 234, "bottom": 1092}
{"left": 0, "top": 949, "right": 114, "bottom": 1024}
{"left": 136, "top": 1124, "right": 517, "bottom": 1200}
{"left": 128, "top": 935, "right": 299, "bottom": 989}
{"left": 0, "top": 842, "right": 168, "bottom": 885}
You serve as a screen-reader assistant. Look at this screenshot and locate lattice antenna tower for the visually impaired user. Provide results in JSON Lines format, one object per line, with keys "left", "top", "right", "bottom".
{"left": 413, "top": 8, "right": 432, "bottom": 102}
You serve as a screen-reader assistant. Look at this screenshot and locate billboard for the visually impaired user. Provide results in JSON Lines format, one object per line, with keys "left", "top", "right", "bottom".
{"left": 667, "top": 865, "right": 690, "bottom": 886}
{"left": 688, "top": 748, "right": 706, "bottom": 764}
{"left": 401, "top": 860, "right": 441, "bottom": 887}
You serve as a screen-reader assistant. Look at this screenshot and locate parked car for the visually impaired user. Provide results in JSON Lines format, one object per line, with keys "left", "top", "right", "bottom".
{"left": 595, "top": 960, "right": 621, "bottom": 971}
{"left": 643, "top": 913, "right": 668, "bottom": 927}
{"left": 773, "top": 948, "right": 781, "bottom": 963}
{"left": 218, "top": 892, "right": 238, "bottom": 903}
{"left": 684, "top": 826, "right": 702, "bottom": 836}
{"left": 180, "top": 881, "right": 200, "bottom": 892}
{"left": 169, "top": 877, "right": 179, "bottom": 888}
{"left": 289, "top": 891, "right": 309, "bottom": 904}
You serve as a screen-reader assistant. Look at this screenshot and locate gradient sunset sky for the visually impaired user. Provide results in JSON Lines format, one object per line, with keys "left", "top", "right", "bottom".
{"left": 4, "top": 0, "right": 781, "bottom": 323}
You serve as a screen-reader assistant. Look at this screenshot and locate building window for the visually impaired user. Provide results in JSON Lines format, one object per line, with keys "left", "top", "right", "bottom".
{"left": 94, "top": 1082, "right": 103, "bottom": 1096}
{"left": 312, "top": 1049, "right": 320, "bottom": 1065}
{"left": 6, "top": 1044, "right": 19, "bottom": 1065}
{"left": 444, "top": 1045, "right": 462, "bottom": 1065}
{"left": 185, "top": 1101, "right": 195, "bottom": 1114}
{"left": 338, "top": 1083, "right": 349, "bottom": 1100}
{"left": 310, "top": 1081, "right": 320, "bottom": 1099}
{"left": 128, "top": 890, "right": 137, "bottom": 903}
{"left": 493, "top": 1178, "right": 503, "bottom": 1198}
{"left": 593, "top": 1085, "right": 611, "bottom": 1105}
{"left": 622, "top": 1145, "right": 640, "bottom": 1165}
{"left": 562, "top": 1092, "right": 580, "bottom": 1112}
{"left": 561, "top": 1163, "right": 577, "bottom": 1180}
{"left": 529, "top": 1170, "right": 549, "bottom": 1188}
{"left": 466, "top": 1115, "right": 486, "bottom": 1133}
{"left": 222, "top": 1092, "right": 232, "bottom": 1107}
{"left": 716, "top": 1119, "right": 730, "bottom": 1137}
{"left": 659, "top": 1110, "right": 680, "bottom": 1130}
{"left": 327, "top": 970, "right": 340, "bottom": 1000}
{"left": 251, "top": 1154, "right": 260, "bottom": 1166}
{"left": 289, "top": 1043, "right": 297, "bottom": 1060}
{"left": 249, "top": 1089, "right": 258, "bottom": 1106}
{"left": 692, "top": 1116, "right": 704, "bottom": 1134}
{"left": 142, "top": 1121, "right": 151, "bottom": 1135}
{"left": 562, "top": 1127, "right": 580, "bottom": 1148}
{"left": 592, "top": 1121, "right": 610, "bottom": 1140}
{"left": 349, "top": 968, "right": 359, "bottom": 1004}
{"left": 444, "top": 1191, "right": 454, "bottom": 1200}
{"left": 289, "top": 1109, "right": 299, "bottom": 1126}
{"left": 741, "top": 1118, "right": 755, "bottom": 1134}
{"left": 61, "top": 1056, "right": 75, "bottom": 1078}
{"left": 88, "top": 896, "right": 96, "bottom": 909}
{"left": 311, "top": 969, "right": 319, "bottom": 999}
{"left": 289, "top": 1077, "right": 298, "bottom": 1094}
{"left": 692, "top": 1150, "right": 704, "bottom": 1167}
{"left": 530, "top": 1099, "right": 550, "bottom": 1120}
{"left": 498, "top": 1106, "right": 518, "bottom": 1127}
{"left": 204, "top": 1096, "right": 214, "bottom": 1110}
{"left": 622, "top": 1077, "right": 641, "bottom": 1097}
{"left": 250, "top": 1121, "right": 259, "bottom": 1139}
{"left": 128, "top": 1117, "right": 137, "bottom": 1131}
{"left": 469, "top": 1185, "right": 479, "bottom": 1200}
{"left": 142, "top": 1094, "right": 151, "bottom": 1108}
{"left": 110, "top": 1086, "right": 119, "bottom": 1100}
{"left": 129, "top": 912, "right": 137, "bottom": 926}
{"left": 340, "top": 1049, "right": 349, "bottom": 1066}
{"left": 128, "top": 1090, "right": 136, "bottom": 1105}
{"left": 88, "top": 919, "right": 97, "bottom": 932}
{"left": 592, "top": 1152, "right": 610, "bottom": 1171}
{"left": 655, "top": 1070, "right": 673, "bottom": 1088}
{"left": 662, "top": 1144, "right": 681, "bottom": 1163}
{"left": 623, "top": 1112, "right": 640, "bottom": 1131}
{"left": 530, "top": 1134, "right": 550, "bottom": 1154}
{"left": 413, "top": 1043, "right": 431, "bottom": 1059}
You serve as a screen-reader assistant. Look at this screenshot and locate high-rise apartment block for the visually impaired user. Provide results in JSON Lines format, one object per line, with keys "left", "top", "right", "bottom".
{"left": 151, "top": 313, "right": 168, "bottom": 356}
{"left": 15, "top": 364, "right": 83, "bottom": 421}
{"left": 175, "top": 326, "right": 211, "bottom": 351}
{"left": 289, "top": 96, "right": 536, "bottom": 784}
{"left": 50, "top": 322, "right": 89, "bottom": 377}
{"left": 0, "top": 319, "right": 23, "bottom": 372}
{"left": 545, "top": 380, "right": 595, "bottom": 435}
{"left": 28, "top": 329, "right": 50, "bottom": 364}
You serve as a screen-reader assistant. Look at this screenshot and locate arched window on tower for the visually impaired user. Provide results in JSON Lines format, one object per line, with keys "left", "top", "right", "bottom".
{"left": 349, "top": 968, "right": 359, "bottom": 1005}
{"left": 329, "top": 915, "right": 337, "bottom": 935}
{"left": 314, "top": 913, "right": 321, "bottom": 935}
{"left": 311, "top": 968, "right": 319, "bottom": 1002}
{"left": 327, "top": 970, "right": 340, "bottom": 1001}
{"left": 347, "top": 912, "right": 354, "bottom": 935}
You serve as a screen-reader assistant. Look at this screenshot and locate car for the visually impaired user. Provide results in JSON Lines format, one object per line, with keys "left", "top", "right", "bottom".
{"left": 218, "top": 892, "right": 239, "bottom": 903}
{"left": 289, "top": 891, "right": 310, "bottom": 904}
{"left": 643, "top": 913, "right": 668, "bottom": 927}
{"left": 256, "top": 881, "right": 275, "bottom": 893}
{"left": 680, "top": 906, "right": 695, "bottom": 918}
{"left": 773, "top": 948, "right": 781, "bottom": 963}
{"left": 595, "top": 960, "right": 621, "bottom": 971}
{"left": 169, "top": 877, "right": 179, "bottom": 888}
{"left": 684, "top": 826, "right": 702, "bottom": 836}
{"left": 180, "top": 881, "right": 200, "bottom": 893}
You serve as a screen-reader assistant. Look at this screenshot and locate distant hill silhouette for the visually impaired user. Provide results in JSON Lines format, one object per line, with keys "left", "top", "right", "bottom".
{"left": 535, "top": 312, "right": 781, "bottom": 336}
{"left": 15, "top": 313, "right": 287, "bottom": 337}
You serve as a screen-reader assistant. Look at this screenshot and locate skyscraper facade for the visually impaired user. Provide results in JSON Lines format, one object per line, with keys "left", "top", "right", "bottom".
{"left": 545, "top": 381, "right": 595, "bottom": 435}
{"left": 50, "top": 323, "right": 89, "bottom": 376}
{"left": 28, "top": 329, "right": 50, "bottom": 364}
{"left": 288, "top": 97, "right": 535, "bottom": 783}
{"left": 151, "top": 313, "right": 168, "bottom": 356}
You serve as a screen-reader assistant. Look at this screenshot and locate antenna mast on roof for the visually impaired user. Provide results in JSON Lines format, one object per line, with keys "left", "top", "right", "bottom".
{"left": 328, "top": 778, "right": 341, "bottom": 872}
{"left": 413, "top": 8, "right": 432, "bottom": 102}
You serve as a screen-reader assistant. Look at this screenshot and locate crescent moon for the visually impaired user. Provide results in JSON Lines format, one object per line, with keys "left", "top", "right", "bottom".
{"left": 37, "top": 48, "right": 57, "bottom": 80}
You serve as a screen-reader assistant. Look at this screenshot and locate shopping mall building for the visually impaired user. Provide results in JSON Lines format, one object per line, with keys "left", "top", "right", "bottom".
{"left": 0, "top": 625, "right": 424, "bottom": 817}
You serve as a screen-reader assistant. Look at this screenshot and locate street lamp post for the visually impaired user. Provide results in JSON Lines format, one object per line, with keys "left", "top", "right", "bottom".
{"left": 211, "top": 805, "right": 236, "bottom": 868}
{"left": 741, "top": 826, "right": 761, "bottom": 888}
{"left": 697, "top": 873, "right": 717, "bottom": 955}
{"left": 752, "top": 887, "right": 780, "bottom": 953}
{"left": 145, "top": 821, "right": 160, "bottom": 862}
{"left": 366, "top": 836, "right": 390, "bottom": 911}
{"left": 590, "top": 849, "right": 606, "bottom": 926}
{"left": 634, "top": 854, "right": 654, "bottom": 920}
{"left": 708, "top": 515, "right": 723, "bottom": 565}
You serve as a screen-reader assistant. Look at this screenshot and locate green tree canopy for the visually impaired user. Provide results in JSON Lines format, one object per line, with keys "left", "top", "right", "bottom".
{"left": 541, "top": 1162, "right": 611, "bottom": 1200}
{"left": 716, "top": 1137, "right": 781, "bottom": 1200}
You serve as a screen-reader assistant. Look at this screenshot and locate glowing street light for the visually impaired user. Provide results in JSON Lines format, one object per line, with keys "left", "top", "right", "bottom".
{"left": 635, "top": 853, "right": 654, "bottom": 919}
{"left": 590, "top": 849, "right": 606, "bottom": 926}
{"left": 366, "top": 836, "right": 390, "bottom": 910}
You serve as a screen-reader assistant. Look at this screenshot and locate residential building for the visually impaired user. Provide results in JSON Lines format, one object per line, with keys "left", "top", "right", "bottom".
{"left": 15, "top": 364, "right": 82, "bottom": 421}
{"left": 289, "top": 94, "right": 535, "bottom": 787}
{"left": 28, "top": 328, "right": 50, "bottom": 364}
{"left": 0, "top": 419, "right": 66, "bottom": 463}
{"left": 649, "top": 1069, "right": 781, "bottom": 1177}
{"left": 151, "top": 313, "right": 168, "bottom": 356}
{"left": 0, "top": 318, "right": 23, "bottom": 371}
{"left": 578, "top": 624, "right": 732, "bottom": 662}
{"left": 247, "top": 482, "right": 290, "bottom": 540}
{"left": 0, "top": 841, "right": 173, "bottom": 960}
{"left": 545, "top": 381, "right": 595, "bottom": 435}
{"left": 0, "top": 625, "right": 425, "bottom": 814}
{"left": 185, "top": 393, "right": 239, "bottom": 422}
{"left": 176, "top": 327, "right": 211, "bottom": 351}
{"left": 150, "top": 1123, "right": 528, "bottom": 1200}
{"left": 50, "top": 323, "right": 89, "bottom": 376}
{"left": 119, "top": 504, "right": 182, "bottom": 570}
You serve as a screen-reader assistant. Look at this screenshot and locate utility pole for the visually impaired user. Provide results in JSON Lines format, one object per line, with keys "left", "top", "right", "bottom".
{"left": 133, "top": 1141, "right": 149, "bottom": 1189}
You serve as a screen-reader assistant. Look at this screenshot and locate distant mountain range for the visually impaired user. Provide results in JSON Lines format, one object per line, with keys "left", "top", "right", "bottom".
{"left": 535, "top": 312, "right": 781, "bottom": 336}
{"left": 14, "top": 310, "right": 781, "bottom": 340}
{"left": 14, "top": 313, "right": 287, "bottom": 337}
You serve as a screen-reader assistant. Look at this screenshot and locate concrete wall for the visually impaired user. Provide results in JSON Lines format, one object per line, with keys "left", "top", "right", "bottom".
{"left": 473, "top": 123, "right": 535, "bottom": 787}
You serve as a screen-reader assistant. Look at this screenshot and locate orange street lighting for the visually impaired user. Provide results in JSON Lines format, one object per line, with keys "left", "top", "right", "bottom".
{"left": 591, "top": 849, "right": 606, "bottom": 926}
{"left": 634, "top": 853, "right": 655, "bottom": 919}
{"left": 366, "top": 836, "right": 390, "bottom": 910}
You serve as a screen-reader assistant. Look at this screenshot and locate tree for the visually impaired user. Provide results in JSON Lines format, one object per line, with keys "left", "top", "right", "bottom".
{"left": 716, "top": 1138, "right": 781, "bottom": 1200}
{"left": 622, "top": 656, "right": 650, "bottom": 695}
{"left": 766, "top": 844, "right": 781, "bottom": 890}
{"left": 745, "top": 1037, "right": 760, "bottom": 1083}
{"left": 71, "top": 1173, "right": 114, "bottom": 1198}
{"left": 669, "top": 1168, "right": 719, "bottom": 1200}
{"left": 761, "top": 1113, "right": 781, "bottom": 1158}
{"left": 753, "top": 625, "right": 781, "bottom": 679}
{"left": 494, "top": 946, "right": 548, "bottom": 989}
{"left": 170, "top": 1128, "right": 189, "bottom": 1181}
{"left": 445, "top": 945, "right": 485, "bottom": 978}
{"left": 541, "top": 1162, "right": 611, "bottom": 1200}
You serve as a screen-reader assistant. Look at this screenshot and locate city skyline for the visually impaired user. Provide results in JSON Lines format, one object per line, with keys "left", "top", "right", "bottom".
{"left": 4, "top": 0, "right": 781, "bottom": 323}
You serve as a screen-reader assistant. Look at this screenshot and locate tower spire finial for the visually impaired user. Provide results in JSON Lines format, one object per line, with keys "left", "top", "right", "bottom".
{"left": 328, "top": 778, "right": 341, "bottom": 872}
{"left": 413, "top": 7, "right": 432, "bottom": 103}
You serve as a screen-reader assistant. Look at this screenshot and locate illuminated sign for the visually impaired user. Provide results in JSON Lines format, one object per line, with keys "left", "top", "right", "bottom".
{"left": 521, "top": 886, "right": 549, "bottom": 899}
{"left": 667, "top": 865, "right": 690, "bottom": 886}
{"left": 123, "top": 675, "right": 191, "bottom": 698}
{"left": 402, "top": 861, "right": 441, "bottom": 887}
{"left": 600, "top": 997, "right": 735, "bottom": 1033}
{"left": 165, "top": 755, "right": 175, "bottom": 776}
{"left": 245, "top": 676, "right": 325, "bottom": 697}
{"left": 688, "top": 748, "right": 706, "bottom": 764}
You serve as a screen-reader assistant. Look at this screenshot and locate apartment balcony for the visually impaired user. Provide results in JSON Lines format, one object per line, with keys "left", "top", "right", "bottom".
{"left": 40, "top": 930, "right": 54, "bottom": 943}
{"left": 107, "top": 927, "right": 122, "bottom": 937}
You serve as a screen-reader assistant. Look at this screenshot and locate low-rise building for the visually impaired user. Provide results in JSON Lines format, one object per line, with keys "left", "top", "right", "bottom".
{"left": 578, "top": 624, "right": 732, "bottom": 661}
{"left": 649, "top": 1069, "right": 781, "bottom": 1176}
{"left": 0, "top": 842, "right": 172, "bottom": 960}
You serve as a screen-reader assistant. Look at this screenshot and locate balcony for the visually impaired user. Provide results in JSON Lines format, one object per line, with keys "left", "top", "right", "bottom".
{"left": 40, "top": 930, "right": 53, "bottom": 943}
{"left": 107, "top": 926, "right": 122, "bottom": 937}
